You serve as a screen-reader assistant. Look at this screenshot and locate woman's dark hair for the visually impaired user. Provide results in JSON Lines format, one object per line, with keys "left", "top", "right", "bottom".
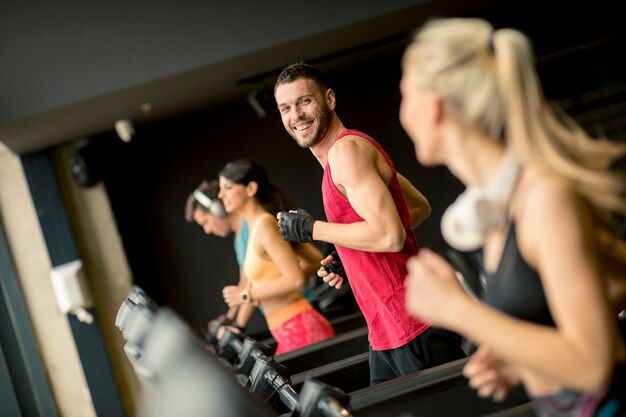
{"left": 218, "top": 159, "right": 294, "bottom": 213}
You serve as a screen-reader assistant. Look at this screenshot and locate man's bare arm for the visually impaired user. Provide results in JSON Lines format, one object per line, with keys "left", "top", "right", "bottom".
{"left": 397, "top": 173, "right": 431, "bottom": 229}
{"left": 312, "top": 137, "right": 407, "bottom": 252}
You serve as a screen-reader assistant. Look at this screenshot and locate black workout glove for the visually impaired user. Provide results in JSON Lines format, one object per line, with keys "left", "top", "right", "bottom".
{"left": 278, "top": 209, "right": 316, "bottom": 243}
{"left": 323, "top": 250, "right": 346, "bottom": 278}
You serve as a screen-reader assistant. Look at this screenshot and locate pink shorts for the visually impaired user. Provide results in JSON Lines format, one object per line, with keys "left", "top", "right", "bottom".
{"left": 267, "top": 299, "right": 335, "bottom": 355}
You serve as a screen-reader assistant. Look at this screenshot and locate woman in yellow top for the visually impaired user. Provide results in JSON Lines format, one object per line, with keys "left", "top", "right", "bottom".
{"left": 220, "top": 159, "right": 335, "bottom": 355}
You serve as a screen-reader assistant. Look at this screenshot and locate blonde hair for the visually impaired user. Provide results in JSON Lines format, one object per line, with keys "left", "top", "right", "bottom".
{"left": 402, "top": 18, "right": 626, "bottom": 217}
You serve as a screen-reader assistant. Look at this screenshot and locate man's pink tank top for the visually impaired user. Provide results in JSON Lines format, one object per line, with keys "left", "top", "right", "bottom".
{"left": 321, "top": 129, "right": 429, "bottom": 350}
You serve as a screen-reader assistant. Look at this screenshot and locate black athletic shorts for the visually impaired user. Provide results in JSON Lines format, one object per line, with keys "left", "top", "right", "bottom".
{"left": 369, "top": 326, "right": 466, "bottom": 385}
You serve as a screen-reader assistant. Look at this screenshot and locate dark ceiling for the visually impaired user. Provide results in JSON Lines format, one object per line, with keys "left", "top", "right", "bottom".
{"left": 1, "top": 0, "right": 624, "bottom": 155}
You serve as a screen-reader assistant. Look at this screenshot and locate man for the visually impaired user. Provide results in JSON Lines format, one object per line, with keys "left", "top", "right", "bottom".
{"left": 274, "top": 63, "right": 465, "bottom": 385}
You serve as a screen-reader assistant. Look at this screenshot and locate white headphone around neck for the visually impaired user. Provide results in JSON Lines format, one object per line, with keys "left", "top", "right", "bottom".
{"left": 193, "top": 189, "right": 227, "bottom": 218}
{"left": 441, "top": 151, "right": 520, "bottom": 252}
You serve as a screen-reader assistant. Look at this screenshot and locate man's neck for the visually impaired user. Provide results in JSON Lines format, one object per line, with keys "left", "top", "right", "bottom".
{"left": 310, "top": 115, "right": 345, "bottom": 168}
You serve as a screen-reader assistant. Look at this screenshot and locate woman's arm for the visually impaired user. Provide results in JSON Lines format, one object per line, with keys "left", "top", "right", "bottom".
{"left": 233, "top": 270, "right": 256, "bottom": 328}
{"left": 406, "top": 178, "right": 618, "bottom": 393}
{"left": 468, "top": 179, "right": 614, "bottom": 391}
{"left": 294, "top": 242, "right": 324, "bottom": 278}
{"left": 223, "top": 269, "right": 247, "bottom": 320}
{"left": 595, "top": 227, "right": 626, "bottom": 313}
{"left": 223, "top": 216, "right": 305, "bottom": 306}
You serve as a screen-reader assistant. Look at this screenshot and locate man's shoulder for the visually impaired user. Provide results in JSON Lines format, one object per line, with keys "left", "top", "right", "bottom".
{"left": 328, "top": 139, "right": 376, "bottom": 177}
{"left": 332, "top": 133, "right": 378, "bottom": 156}
{"left": 338, "top": 129, "right": 373, "bottom": 142}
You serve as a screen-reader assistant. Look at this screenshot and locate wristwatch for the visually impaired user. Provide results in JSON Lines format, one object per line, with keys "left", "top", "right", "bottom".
{"left": 241, "top": 289, "right": 251, "bottom": 303}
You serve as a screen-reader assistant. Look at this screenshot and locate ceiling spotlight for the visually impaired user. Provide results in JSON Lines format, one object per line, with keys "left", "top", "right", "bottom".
{"left": 139, "top": 102, "right": 153, "bottom": 114}
{"left": 115, "top": 119, "right": 135, "bottom": 142}
{"left": 247, "top": 90, "right": 267, "bottom": 118}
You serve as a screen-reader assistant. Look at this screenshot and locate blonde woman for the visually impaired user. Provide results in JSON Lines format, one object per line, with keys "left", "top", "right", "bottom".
{"left": 400, "top": 18, "right": 626, "bottom": 417}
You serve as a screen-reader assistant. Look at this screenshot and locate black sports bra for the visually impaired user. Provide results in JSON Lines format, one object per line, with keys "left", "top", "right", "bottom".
{"left": 479, "top": 222, "right": 555, "bottom": 327}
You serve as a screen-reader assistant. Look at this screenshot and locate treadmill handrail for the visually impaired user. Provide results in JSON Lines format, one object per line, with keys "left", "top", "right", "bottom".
{"left": 350, "top": 358, "right": 469, "bottom": 409}
{"left": 291, "top": 352, "right": 370, "bottom": 386}
{"left": 481, "top": 402, "right": 536, "bottom": 417}
{"left": 318, "top": 396, "right": 353, "bottom": 417}
{"left": 263, "top": 367, "right": 299, "bottom": 411}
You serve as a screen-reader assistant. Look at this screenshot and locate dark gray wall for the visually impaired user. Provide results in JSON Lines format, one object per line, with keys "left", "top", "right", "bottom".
{"left": 5, "top": 0, "right": 624, "bottom": 155}
{"left": 5, "top": 0, "right": 503, "bottom": 154}
{"left": 0, "top": 0, "right": 428, "bottom": 121}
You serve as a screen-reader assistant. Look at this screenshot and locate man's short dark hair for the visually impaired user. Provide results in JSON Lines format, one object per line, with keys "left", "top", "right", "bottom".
{"left": 274, "top": 62, "right": 330, "bottom": 93}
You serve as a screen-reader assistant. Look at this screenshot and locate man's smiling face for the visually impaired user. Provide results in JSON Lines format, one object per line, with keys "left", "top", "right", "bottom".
{"left": 275, "top": 77, "right": 333, "bottom": 148}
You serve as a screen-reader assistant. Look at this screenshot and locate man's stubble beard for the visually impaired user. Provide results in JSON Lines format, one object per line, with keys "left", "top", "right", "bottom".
{"left": 292, "top": 104, "right": 332, "bottom": 149}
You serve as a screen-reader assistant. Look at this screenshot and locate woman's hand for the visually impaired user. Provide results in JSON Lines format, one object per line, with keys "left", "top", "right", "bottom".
{"left": 222, "top": 285, "right": 244, "bottom": 308}
{"left": 463, "top": 347, "right": 521, "bottom": 402}
{"left": 405, "top": 248, "right": 472, "bottom": 328}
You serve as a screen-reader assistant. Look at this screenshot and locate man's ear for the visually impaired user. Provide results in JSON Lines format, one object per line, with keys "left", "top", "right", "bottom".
{"left": 325, "top": 88, "right": 336, "bottom": 111}
{"left": 246, "top": 181, "right": 258, "bottom": 197}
